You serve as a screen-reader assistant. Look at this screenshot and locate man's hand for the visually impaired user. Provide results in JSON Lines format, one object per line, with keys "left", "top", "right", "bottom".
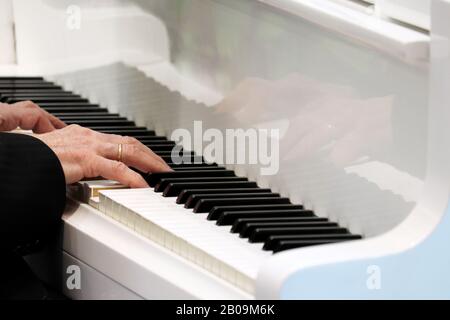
{"left": 35, "top": 125, "right": 172, "bottom": 188}
{"left": 0, "top": 101, "right": 66, "bottom": 133}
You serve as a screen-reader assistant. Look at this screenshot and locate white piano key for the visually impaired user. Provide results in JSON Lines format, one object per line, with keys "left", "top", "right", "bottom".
{"left": 98, "top": 188, "right": 272, "bottom": 293}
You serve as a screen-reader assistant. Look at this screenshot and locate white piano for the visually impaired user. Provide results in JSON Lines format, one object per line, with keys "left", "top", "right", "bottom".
{"left": 1, "top": 0, "right": 449, "bottom": 299}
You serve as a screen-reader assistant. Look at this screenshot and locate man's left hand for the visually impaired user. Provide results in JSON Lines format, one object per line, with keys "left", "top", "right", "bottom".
{"left": 0, "top": 101, "right": 66, "bottom": 133}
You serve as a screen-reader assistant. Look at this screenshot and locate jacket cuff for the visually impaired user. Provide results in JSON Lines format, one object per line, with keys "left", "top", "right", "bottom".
{"left": 0, "top": 133, "right": 66, "bottom": 251}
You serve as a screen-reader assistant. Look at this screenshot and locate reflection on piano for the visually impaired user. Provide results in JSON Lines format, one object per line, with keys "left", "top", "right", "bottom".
{"left": 0, "top": 74, "right": 361, "bottom": 295}
{"left": 1, "top": 0, "right": 449, "bottom": 299}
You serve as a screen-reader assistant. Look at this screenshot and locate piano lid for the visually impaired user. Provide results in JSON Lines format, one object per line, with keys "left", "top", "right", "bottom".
{"left": 8, "top": 0, "right": 433, "bottom": 238}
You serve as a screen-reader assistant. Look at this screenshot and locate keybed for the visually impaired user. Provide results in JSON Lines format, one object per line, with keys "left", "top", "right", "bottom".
{"left": 0, "top": 76, "right": 362, "bottom": 293}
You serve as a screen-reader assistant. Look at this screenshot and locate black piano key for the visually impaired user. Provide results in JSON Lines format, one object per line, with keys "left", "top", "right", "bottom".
{"left": 209, "top": 205, "right": 305, "bottom": 221}
{"left": 168, "top": 162, "right": 218, "bottom": 169}
{"left": 97, "top": 128, "right": 156, "bottom": 136}
{"left": 145, "top": 170, "right": 236, "bottom": 187}
{"left": 172, "top": 166, "right": 225, "bottom": 171}
{"left": 1, "top": 77, "right": 364, "bottom": 253}
{"left": 56, "top": 113, "right": 122, "bottom": 118}
{"left": 153, "top": 150, "right": 195, "bottom": 156}
{"left": 160, "top": 155, "right": 181, "bottom": 163}
{"left": 138, "top": 137, "right": 169, "bottom": 142}
{"left": 63, "top": 119, "right": 136, "bottom": 127}
{"left": 38, "top": 102, "right": 100, "bottom": 108}
{"left": 2, "top": 93, "right": 68, "bottom": 102}
{"left": 95, "top": 127, "right": 155, "bottom": 137}
{"left": 140, "top": 140, "right": 174, "bottom": 146}
{"left": 0, "top": 89, "right": 67, "bottom": 95}
{"left": 44, "top": 107, "right": 109, "bottom": 113}
{"left": 160, "top": 155, "right": 205, "bottom": 162}
{"left": 57, "top": 115, "right": 126, "bottom": 121}
{"left": 91, "top": 126, "right": 148, "bottom": 130}
{"left": 249, "top": 227, "right": 349, "bottom": 243}
{"left": 0, "top": 84, "right": 62, "bottom": 90}
{"left": 194, "top": 197, "right": 291, "bottom": 214}
{"left": 273, "top": 240, "right": 348, "bottom": 253}
{"left": 231, "top": 216, "right": 328, "bottom": 233}
{"left": 146, "top": 145, "right": 178, "bottom": 152}
{"left": 177, "top": 188, "right": 272, "bottom": 204}
{"left": 1, "top": 92, "right": 78, "bottom": 97}
{"left": 0, "top": 84, "right": 52, "bottom": 89}
{"left": 167, "top": 153, "right": 204, "bottom": 161}
{"left": 163, "top": 181, "right": 258, "bottom": 197}
{"left": 161, "top": 155, "right": 205, "bottom": 165}
{"left": 90, "top": 125, "right": 148, "bottom": 129}
{"left": 166, "top": 162, "right": 213, "bottom": 167}
{"left": 0, "top": 78, "right": 48, "bottom": 83}
{"left": 239, "top": 221, "right": 338, "bottom": 238}
{"left": 143, "top": 141, "right": 176, "bottom": 147}
{"left": 7, "top": 97, "right": 89, "bottom": 103}
{"left": 165, "top": 157, "right": 210, "bottom": 163}
{"left": 263, "top": 234, "right": 362, "bottom": 251}
{"left": 0, "top": 76, "right": 44, "bottom": 80}
{"left": 0, "top": 77, "right": 43, "bottom": 80}
{"left": 0, "top": 82, "right": 49, "bottom": 86}
{"left": 154, "top": 152, "right": 172, "bottom": 157}
{"left": 155, "top": 176, "right": 247, "bottom": 193}
{"left": 186, "top": 193, "right": 279, "bottom": 209}
{"left": 128, "top": 135, "right": 168, "bottom": 141}
{"left": 217, "top": 209, "right": 315, "bottom": 226}
{"left": 159, "top": 153, "right": 205, "bottom": 163}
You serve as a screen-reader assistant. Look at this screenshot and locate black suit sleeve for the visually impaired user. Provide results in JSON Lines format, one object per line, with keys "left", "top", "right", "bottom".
{"left": 0, "top": 133, "right": 66, "bottom": 251}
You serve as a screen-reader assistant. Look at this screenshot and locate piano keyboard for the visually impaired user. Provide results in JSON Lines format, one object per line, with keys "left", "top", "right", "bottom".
{"left": 0, "top": 76, "right": 362, "bottom": 293}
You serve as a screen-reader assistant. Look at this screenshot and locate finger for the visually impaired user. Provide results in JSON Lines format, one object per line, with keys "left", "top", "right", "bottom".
{"left": 14, "top": 102, "right": 56, "bottom": 133}
{"left": 18, "top": 112, "right": 56, "bottom": 133}
{"left": 98, "top": 142, "right": 171, "bottom": 173}
{"left": 96, "top": 134, "right": 172, "bottom": 171}
{"left": 119, "top": 137, "right": 171, "bottom": 171}
{"left": 47, "top": 112, "right": 67, "bottom": 129}
{"left": 0, "top": 113, "right": 19, "bottom": 131}
{"left": 90, "top": 156, "right": 149, "bottom": 188}
{"left": 33, "top": 116, "right": 56, "bottom": 133}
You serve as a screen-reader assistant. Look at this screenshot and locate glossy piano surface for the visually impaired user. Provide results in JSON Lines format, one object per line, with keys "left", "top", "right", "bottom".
{"left": 1, "top": 76, "right": 362, "bottom": 295}
{"left": 2, "top": 0, "right": 449, "bottom": 299}
{"left": 9, "top": 0, "right": 428, "bottom": 237}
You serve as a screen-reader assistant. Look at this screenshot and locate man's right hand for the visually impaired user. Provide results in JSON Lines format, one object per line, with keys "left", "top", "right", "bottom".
{"left": 34, "top": 124, "right": 172, "bottom": 188}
